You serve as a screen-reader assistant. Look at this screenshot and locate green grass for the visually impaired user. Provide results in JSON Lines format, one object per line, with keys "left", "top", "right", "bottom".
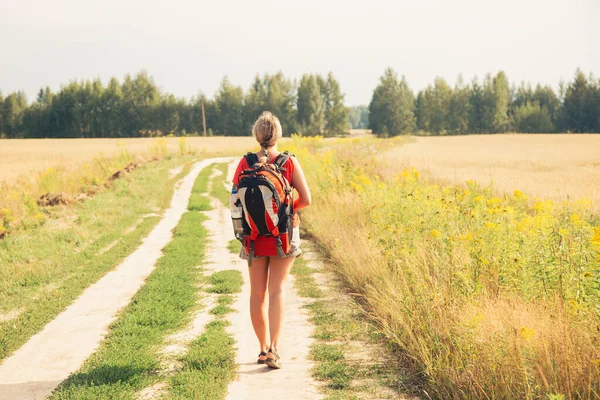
{"left": 50, "top": 168, "right": 210, "bottom": 399}
{"left": 291, "top": 260, "right": 324, "bottom": 299}
{"left": 207, "top": 270, "right": 244, "bottom": 294}
{"left": 167, "top": 269, "right": 242, "bottom": 398}
{"left": 310, "top": 343, "right": 345, "bottom": 362}
{"left": 290, "top": 255, "right": 402, "bottom": 399}
{"left": 313, "top": 360, "right": 357, "bottom": 390}
{"left": 210, "top": 163, "right": 230, "bottom": 207}
{"left": 227, "top": 239, "right": 240, "bottom": 255}
{"left": 210, "top": 295, "right": 235, "bottom": 316}
{"left": 187, "top": 165, "right": 213, "bottom": 211}
{"left": 0, "top": 156, "right": 198, "bottom": 362}
{"left": 169, "top": 320, "right": 236, "bottom": 399}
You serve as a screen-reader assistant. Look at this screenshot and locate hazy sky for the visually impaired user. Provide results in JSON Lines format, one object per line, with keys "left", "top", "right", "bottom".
{"left": 1, "top": 0, "right": 598, "bottom": 106}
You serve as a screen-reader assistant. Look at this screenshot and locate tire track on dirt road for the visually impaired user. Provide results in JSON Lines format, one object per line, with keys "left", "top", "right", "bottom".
{"left": 0, "top": 157, "right": 230, "bottom": 400}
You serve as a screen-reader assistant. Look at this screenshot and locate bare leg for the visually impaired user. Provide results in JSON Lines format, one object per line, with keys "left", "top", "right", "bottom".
{"left": 248, "top": 257, "right": 270, "bottom": 359}
{"left": 267, "top": 256, "right": 295, "bottom": 354}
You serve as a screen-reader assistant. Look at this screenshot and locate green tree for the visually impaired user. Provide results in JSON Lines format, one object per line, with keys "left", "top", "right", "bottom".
{"left": 469, "top": 76, "right": 495, "bottom": 133}
{"left": 562, "top": 70, "right": 599, "bottom": 132}
{"left": 415, "top": 90, "right": 432, "bottom": 132}
{"left": 533, "top": 84, "right": 559, "bottom": 120}
{"left": 2, "top": 91, "right": 28, "bottom": 138}
{"left": 416, "top": 77, "right": 452, "bottom": 135}
{"left": 263, "top": 72, "right": 296, "bottom": 135}
{"left": 244, "top": 72, "right": 296, "bottom": 135}
{"left": 244, "top": 74, "right": 268, "bottom": 132}
{"left": 492, "top": 71, "right": 511, "bottom": 132}
{"left": 188, "top": 93, "right": 216, "bottom": 135}
{"left": 323, "top": 72, "right": 349, "bottom": 136}
{"left": 513, "top": 102, "right": 554, "bottom": 132}
{"left": 0, "top": 91, "right": 4, "bottom": 137}
{"left": 447, "top": 75, "right": 471, "bottom": 134}
{"left": 512, "top": 83, "right": 534, "bottom": 112}
{"left": 214, "top": 77, "right": 245, "bottom": 136}
{"left": 368, "top": 68, "right": 415, "bottom": 136}
{"left": 348, "top": 105, "right": 369, "bottom": 129}
{"left": 22, "top": 87, "right": 53, "bottom": 138}
{"left": 511, "top": 83, "right": 559, "bottom": 132}
{"left": 100, "top": 77, "right": 125, "bottom": 137}
{"left": 156, "top": 95, "right": 182, "bottom": 135}
{"left": 297, "top": 74, "right": 325, "bottom": 136}
{"left": 121, "top": 71, "right": 161, "bottom": 137}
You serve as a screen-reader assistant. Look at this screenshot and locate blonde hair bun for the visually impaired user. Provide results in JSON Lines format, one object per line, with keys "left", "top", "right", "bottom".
{"left": 252, "top": 111, "right": 282, "bottom": 149}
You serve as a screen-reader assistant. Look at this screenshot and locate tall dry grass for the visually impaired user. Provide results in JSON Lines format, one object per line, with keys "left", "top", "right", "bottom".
{"left": 289, "top": 136, "right": 600, "bottom": 399}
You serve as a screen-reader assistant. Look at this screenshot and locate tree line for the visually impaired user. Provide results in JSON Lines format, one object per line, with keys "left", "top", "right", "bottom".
{"left": 0, "top": 71, "right": 349, "bottom": 138}
{"left": 0, "top": 68, "right": 598, "bottom": 138}
{"left": 368, "top": 68, "right": 600, "bottom": 135}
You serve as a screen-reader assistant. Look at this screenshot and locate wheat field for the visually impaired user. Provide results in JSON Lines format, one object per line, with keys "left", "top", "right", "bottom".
{"left": 386, "top": 134, "right": 600, "bottom": 211}
{"left": 0, "top": 137, "right": 258, "bottom": 183}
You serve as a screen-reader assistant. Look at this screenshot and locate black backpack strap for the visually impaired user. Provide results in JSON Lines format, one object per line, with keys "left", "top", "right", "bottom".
{"left": 273, "top": 151, "right": 293, "bottom": 169}
{"left": 244, "top": 152, "right": 259, "bottom": 167}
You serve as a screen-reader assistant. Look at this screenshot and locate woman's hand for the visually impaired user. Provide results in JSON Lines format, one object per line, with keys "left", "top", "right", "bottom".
{"left": 291, "top": 157, "right": 311, "bottom": 210}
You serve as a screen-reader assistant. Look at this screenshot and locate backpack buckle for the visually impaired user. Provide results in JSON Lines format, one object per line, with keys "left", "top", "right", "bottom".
{"left": 275, "top": 236, "right": 286, "bottom": 258}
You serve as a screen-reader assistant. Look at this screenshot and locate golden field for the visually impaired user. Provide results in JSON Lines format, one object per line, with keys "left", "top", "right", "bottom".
{"left": 0, "top": 136, "right": 259, "bottom": 236}
{"left": 0, "top": 137, "right": 258, "bottom": 183}
{"left": 386, "top": 134, "right": 600, "bottom": 211}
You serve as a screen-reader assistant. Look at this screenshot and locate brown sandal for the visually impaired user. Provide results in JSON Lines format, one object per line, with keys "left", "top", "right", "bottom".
{"left": 265, "top": 348, "right": 281, "bottom": 369}
{"left": 257, "top": 351, "right": 268, "bottom": 364}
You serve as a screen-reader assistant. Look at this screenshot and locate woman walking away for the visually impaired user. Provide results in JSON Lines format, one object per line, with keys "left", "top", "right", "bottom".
{"left": 229, "top": 111, "right": 311, "bottom": 369}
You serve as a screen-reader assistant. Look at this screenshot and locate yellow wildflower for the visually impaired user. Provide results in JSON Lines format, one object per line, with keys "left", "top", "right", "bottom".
{"left": 513, "top": 190, "right": 527, "bottom": 200}
{"left": 484, "top": 222, "right": 497, "bottom": 230}
{"left": 350, "top": 182, "right": 362, "bottom": 192}
{"left": 591, "top": 226, "right": 600, "bottom": 247}
{"left": 519, "top": 327, "right": 535, "bottom": 341}
{"left": 359, "top": 175, "right": 372, "bottom": 186}
{"left": 568, "top": 299, "right": 580, "bottom": 311}
{"left": 532, "top": 199, "right": 554, "bottom": 213}
{"left": 570, "top": 213, "right": 581, "bottom": 223}
{"left": 486, "top": 198, "right": 501, "bottom": 208}
{"left": 431, "top": 229, "right": 441, "bottom": 238}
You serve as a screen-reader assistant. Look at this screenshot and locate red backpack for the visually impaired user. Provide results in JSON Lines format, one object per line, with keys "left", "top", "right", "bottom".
{"left": 236, "top": 152, "right": 294, "bottom": 264}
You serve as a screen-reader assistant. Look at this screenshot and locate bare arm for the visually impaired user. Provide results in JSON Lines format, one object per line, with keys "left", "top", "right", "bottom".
{"left": 291, "top": 156, "right": 311, "bottom": 210}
